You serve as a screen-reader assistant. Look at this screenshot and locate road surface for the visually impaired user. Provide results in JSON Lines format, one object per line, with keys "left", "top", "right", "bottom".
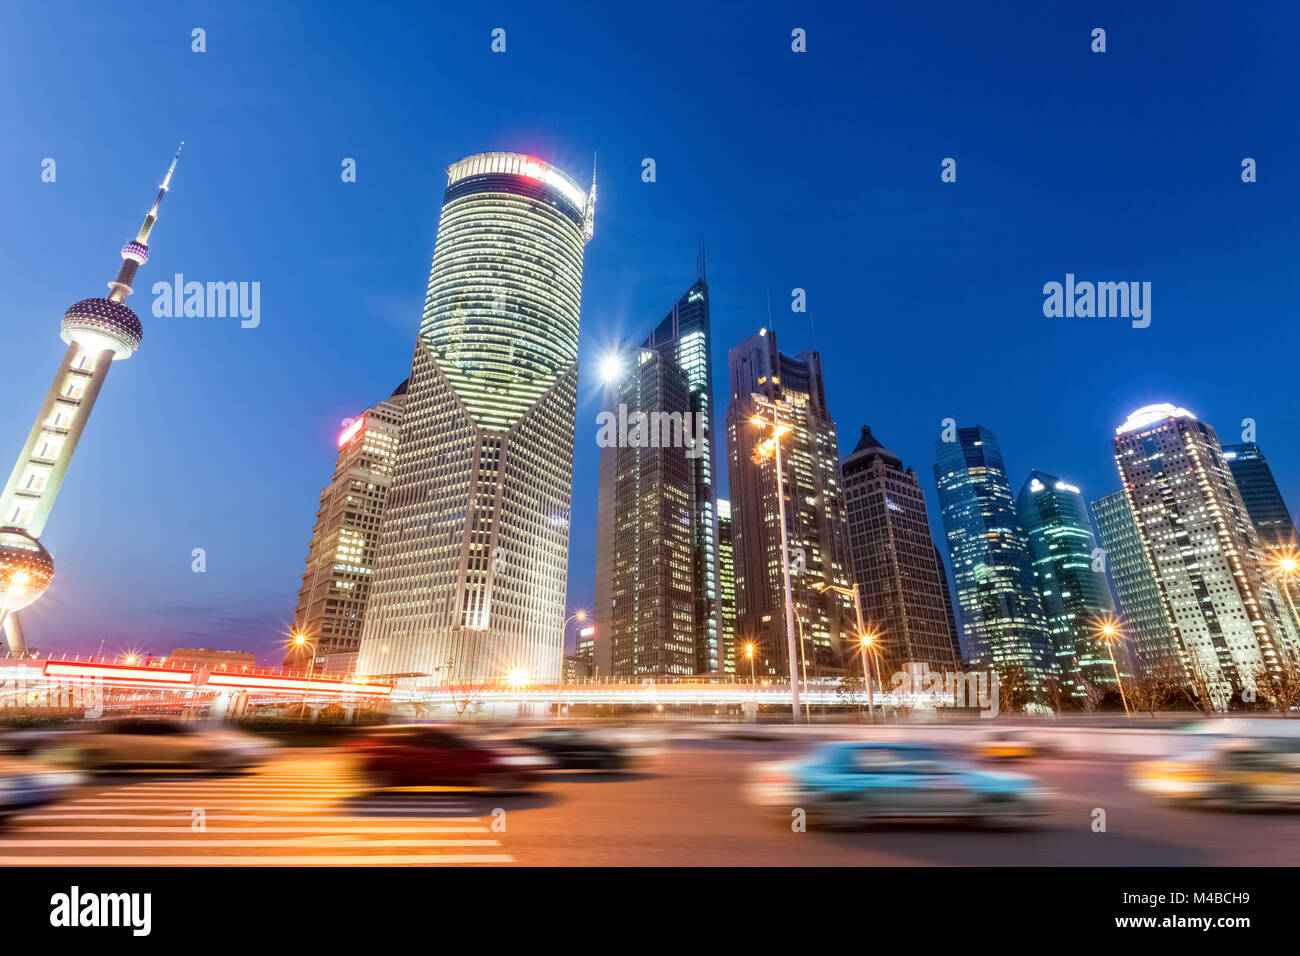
{"left": 0, "top": 734, "right": 1294, "bottom": 865}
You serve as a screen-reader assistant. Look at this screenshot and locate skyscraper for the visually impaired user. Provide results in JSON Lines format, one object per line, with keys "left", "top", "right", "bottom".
{"left": 0, "top": 147, "right": 181, "bottom": 658}
{"left": 726, "top": 329, "right": 853, "bottom": 679}
{"left": 1222, "top": 443, "right": 1297, "bottom": 549}
{"left": 1015, "top": 470, "right": 1117, "bottom": 693}
{"left": 1111, "top": 404, "right": 1300, "bottom": 703}
{"left": 642, "top": 272, "right": 722, "bottom": 674}
{"left": 933, "top": 426, "right": 1055, "bottom": 694}
{"left": 841, "top": 426, "right": 961, "bottom": 677}
{"left": 592, "top": 348, "right": 696, "bottom": 678}
{"left": 288, "top": 381, "right": 408, "bottom": 669}
{"left": 356, "top": 153, "right": 595, "bottom": 683}
{"left": 1092, "top": 490, "right": 1173, "bottom": 673}
{"left": 717, "top": 498, "right": 737, "bottom": 676}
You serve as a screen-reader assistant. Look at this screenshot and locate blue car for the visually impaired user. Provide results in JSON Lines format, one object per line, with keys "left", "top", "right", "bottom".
{"left": 748, "top": 741, "right": 1051, "bottom": 828}
{"left": 0, "top": 760, "right": 80, "bottom": 824}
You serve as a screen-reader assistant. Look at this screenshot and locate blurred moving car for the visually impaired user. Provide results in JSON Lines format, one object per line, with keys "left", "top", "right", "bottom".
{"left": 348, "top": 724, "right": 549, "bottom": 791}
{"left": 748, "top": 741, "right": 1051, "bottom": 828}
{"left": 515, "top": 727, "right": 631, "bottom": 771}
{"left": 976, "top": 729, "right": 1043, "bottom": 760}
{"left": 35, "top": 718, "right": 274, "bottom": 772}
{"left": 0, "top": 759, "right": 80, "bottom": 823}
{"left": 1131, "top": 735, "right": 1300, "bottom": 809}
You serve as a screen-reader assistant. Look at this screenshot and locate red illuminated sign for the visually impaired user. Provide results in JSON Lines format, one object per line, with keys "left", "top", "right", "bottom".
{"left": 337, "top": 416, "right": 365, "bottom": 448}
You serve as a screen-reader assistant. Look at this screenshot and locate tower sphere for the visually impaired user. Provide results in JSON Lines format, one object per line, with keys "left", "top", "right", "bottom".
{"left": 60, "top": 297, "right": 143, "bottom": 359}
{"left": 0, "top": 527, "right": 54, "bottom": 613}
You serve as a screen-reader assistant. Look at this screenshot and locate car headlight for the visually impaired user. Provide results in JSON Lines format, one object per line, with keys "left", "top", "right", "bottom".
{"left": 500, "top": 755, "right": 547, "bottom": 767}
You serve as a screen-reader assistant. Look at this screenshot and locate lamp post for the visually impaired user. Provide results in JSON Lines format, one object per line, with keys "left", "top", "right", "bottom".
{"left": 750, "top": 396, "right": 800, "bottom": 723}
{"left": 289, "top": 632, "right": 316, "bottom": 719}
{"left": 558, "top": 609, "right": 588, "bottom": 716}
{"left": 814, "top": 580, "right": 874, "bottom": 722}
{"left": 1271, "top": 551, "right": 1300, "bottom": 634}
{"left": 1095, "top": 618, "right": 1130, "bottom": 717}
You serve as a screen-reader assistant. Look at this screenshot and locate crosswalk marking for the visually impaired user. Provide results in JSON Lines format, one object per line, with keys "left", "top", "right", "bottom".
{"left": 0, "top": 854, "right": 515, "bottom": 866}
{"left": 1, "top": 755, "right": 516, "bottom": 865}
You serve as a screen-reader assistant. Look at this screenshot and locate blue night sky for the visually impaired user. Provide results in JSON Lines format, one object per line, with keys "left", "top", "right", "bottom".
{"left": 2, "top": 1, "right": 1296, "bottom": 663}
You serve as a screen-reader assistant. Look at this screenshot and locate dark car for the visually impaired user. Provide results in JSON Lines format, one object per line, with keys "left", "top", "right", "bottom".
{"left": 516, "top": 727, "right": 630, "bottom": 770}
{"left": 347, "top": 724, "right": 549, "bottom": 792}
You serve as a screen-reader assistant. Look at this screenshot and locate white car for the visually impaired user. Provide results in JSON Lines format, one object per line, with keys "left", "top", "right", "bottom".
{"left": 0, "top": 759, "right": 80, "bottom": 821}
{"left": 37, "top": 718, "right": 275, "bottom": 772}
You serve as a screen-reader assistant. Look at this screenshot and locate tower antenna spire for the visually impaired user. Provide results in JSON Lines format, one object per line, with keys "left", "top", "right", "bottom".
{"left": 697, "top": 234, "right": 706, "bottom": 282}
{"left": 136, "top": 141, "right": 183, "bottom": 244}
{"left": 109, "top": 143, "right": 182, "bottom": 303}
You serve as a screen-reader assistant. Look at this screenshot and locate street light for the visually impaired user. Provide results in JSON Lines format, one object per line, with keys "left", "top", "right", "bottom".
{"left": 1094, "top": 617, "right": 1131, "bottom": 717}
{"left": 750, "top": 395, "right": 801, "bottom": 723}
{"left": 558, "top": 609, "right": 588, "bottom": 715}
{"left": 1270, "top": 549, "right": 1300, "bottom": 633}
{"left": 813, "top": 580, "right": 874, "bottom": 722}
{"left": 288, "top": 632, "right": 317, "bottom": 719}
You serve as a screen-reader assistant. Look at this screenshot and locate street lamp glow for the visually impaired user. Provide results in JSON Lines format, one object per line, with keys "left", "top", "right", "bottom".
{"left": 507, "top": 667, "right": 530, "bottom": 689}
{"left": 1093, "top": 615, "right": 1131, "bottom": 717}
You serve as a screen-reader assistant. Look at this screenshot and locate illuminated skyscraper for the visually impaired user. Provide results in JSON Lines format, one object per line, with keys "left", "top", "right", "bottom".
{"left": 592, "top": 348, "right": 696, "bottom": 678}
{"left": 1015, "top": 470, "right": 1117, "bottom": 693}
{"left": 0, "top": 147, "right": 181, "bottom": 657}
{"left": 717, "top": 498, "right": 737, "bottom": 676}
{"left": 1111, "top": 404, "right": 1300, "bottom": 704}
{"left": 842, "top": 426, "right": 961, "bottom": 677}
{"left": 356, "top": 152, "right": 595, "bottom": 683}
{"left": 1222, "top": 443, "right": 1297, "bottom": 549}
{"left": 726, "top": 329, "right": 853, "bottom": 678}
{"left": 933, "top": 427, "right": 1055, "bottom": 693}
{"left": 642, "top": 270, "right": 721, "bottom": 674}
{"left": 288, "top": 382, "right": 408, "bottom": 669}
{"left": 1092, "top": 490, "right": 1173, "bottom": 671}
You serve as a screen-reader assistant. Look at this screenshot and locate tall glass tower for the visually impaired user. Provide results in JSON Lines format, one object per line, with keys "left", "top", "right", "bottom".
{"left": 933, "top": 426, "right": 1055, "bottom": 694}
{"left": 1222, "top": 443, "right": 1297, "bottom": 549}
{"left": 357, "top": 153, "right": 595, "bottom": 684}
{"left": 1092, "top": 490, "right": 1174, "bottom": 673}
{"left": 642, "top": 270, "right": 721, "bottom": 674}
{"left": 1015, "top": 470, "right": 1117, "bottom": 693}
{"left": 1111, "top": 404, "right": 1299, "bottom": 704}
{"left": 0, "top": 148, "right": 181, "bottom": 657}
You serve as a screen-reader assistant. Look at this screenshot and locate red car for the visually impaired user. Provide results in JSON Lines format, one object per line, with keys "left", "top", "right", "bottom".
{"left": 347, "top": 724, "right": 549, "bottom": 791}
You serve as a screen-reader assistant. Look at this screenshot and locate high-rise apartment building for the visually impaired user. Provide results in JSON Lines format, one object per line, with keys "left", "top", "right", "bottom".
{"left": 1111, "top": 404, "right": 1300, "bottom": 704}
{"left": 1092, "top": 490, "right": 1174, "bottom": 673}
{"left": 288, "top": 382, "right": 408, "bottom": 669}
{"left": 592, "top": 348, "right": 696, "bottom": 678}
{"left": 0, "top": 148, "right": 181, "bottom": 658}
{"left": 356, "top": 152, "right": 595, "bottom": 683}
{"left": 1015, "top": 470, "right": 1118, "bottom": 692}
{"left": 933, "top": 426, "right": 1055, "bottom": 693}
{"left": 642, "top": 274, "right": 722, "bottom": 674}
{"left": 841, "top": 426, "right": 961, "bottom": 677}
{"left": 725, "top": 329, "right": 853, "bottom": 679}
{"left": 717, "top": 498, "right": 737, "bottom": 676}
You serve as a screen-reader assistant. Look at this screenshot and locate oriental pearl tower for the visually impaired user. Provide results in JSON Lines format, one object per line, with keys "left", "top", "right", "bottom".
{"left": 0, "top": 146, "right": 182, "bottom": 657}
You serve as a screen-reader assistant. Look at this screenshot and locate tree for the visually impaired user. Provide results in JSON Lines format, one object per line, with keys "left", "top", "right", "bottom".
{"left": 1250, "top": 657, "right": 1300, "bottom": 716}
{"left": 1079, "top": 679, "right": 1107, "bottom": 714}
{"left": 993, "top": 663, "right": 1033, "bottom": 714}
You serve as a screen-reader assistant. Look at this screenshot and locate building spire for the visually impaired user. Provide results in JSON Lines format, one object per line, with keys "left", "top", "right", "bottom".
{"left": 697, "top": 234, "right": 706, "bottom": 282}
{"left": 109, "top": 143, "right": 182, "bottom": 302}
{"left": 136, "top": 142, "right": 183, "bottom": 245}
{"left": 583, "top": 151, "right": 597, "bottom": 241}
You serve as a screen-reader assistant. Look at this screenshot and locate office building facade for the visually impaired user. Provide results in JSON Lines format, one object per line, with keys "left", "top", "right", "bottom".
{"left": 933, "top": 426, "right": 1055, "bottom": 693}
{"left": 842, "top": 426, "right": 961, "bottom": 678}
{"left": 357, "top": 153, "right": 595, "bottom": 683}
